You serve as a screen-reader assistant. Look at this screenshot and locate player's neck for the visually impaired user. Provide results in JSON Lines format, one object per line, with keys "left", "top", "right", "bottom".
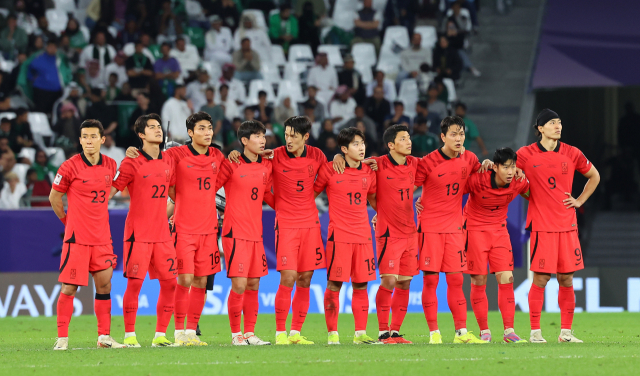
{"left": 191, "top": 142, "right": 209, "bottom": 155}
{"left": 539, "top": 137, "right": 558, "bottom": 151}
{"left": 83, "top": 150, "right": 101, "bottom": 165}
{"left": 243, "top": 149, "right": 259, "bottom": 162}
{"left": 345, "top": 155, "right": 361, "bottom": 169}
{"left": 291, "top": 145, "right": 305, "bottom": 157}
{"left": 389, "top": 150, "right": 407, "bottom": 165}
{"left": 494, "top": 173, "right": 507, "bottom": 188}
{"left": 440, "top": 146, "right": 459, "bottom": 159}
{"left": 142, "top": 142, "right": 160, "bottom": 159}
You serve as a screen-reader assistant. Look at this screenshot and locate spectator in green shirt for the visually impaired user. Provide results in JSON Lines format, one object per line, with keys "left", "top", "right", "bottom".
{"left": 0, "top": 14, "right": 28, "bottom": 60}
{"left": 269, "top": 4, "right": 299, "bottom": 54}
{"left": 411, "top": 116, "right": 439, "bottom": 157}
{"left": 455, "top": 101, "right": 489, "bottom": 157}
{"left": 31, "top": 149, "right": 58, "bottom": 182}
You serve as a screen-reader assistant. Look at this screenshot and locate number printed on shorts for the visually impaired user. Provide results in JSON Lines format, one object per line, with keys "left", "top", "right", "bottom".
{"left": 209, "top": 251, "right": 220, "bottom": 266}
{"left": 574, "top": 248, "right": 582, "bottom": 264}
{"left": 364, "top": 257, "right": 376, "bottom": 274}
{"left": 167, "top": 258, "right": 176, "bottom": 272}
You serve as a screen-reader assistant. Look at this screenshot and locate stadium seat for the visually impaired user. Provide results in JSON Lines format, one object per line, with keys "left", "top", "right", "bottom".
{"left": 271, "top": 45, "right": 287, "bottom": 66}
{"left": 414, "top": 25, "right": 438, "bottom": 49}
{"left": 316, "top": 90, "right": 335, "bottom": 109}
{"left": 242, "top": 9, "right": 267, "bottom": 31}
{"left": 45, "top": 9, "right": 68, "bottom": 36}
{"left": 283, "top": 62, "right": 307, "bottom": 83}
{"left": 446, "top": 8, "right": 472, "bottom": 32}
{"left": 123, "top": 42, "right": 135, "bottom": 56}
{"left": 334, "top": 0, "right": 359, "bottom": 13}
{"left": 442, "top": 78, "right": 457, "bottom": 103}
{"left": 288, "top": 44, "right": 314, "bottom": 64}
{"left": 276, "top": 80, "right": 304, "bottom": 106}
{"left": 186, "top": 0, "right": 206, "bottom": 21}
{"left": 355, "top": 64, "right": 373, "bottom": 84}
{"left": 381, "top": 26, "right": 410, "bottom": 50}
{"left": 54, "top": 0, "right": 77, "bottom": 13}
{"left": 351, "top": 43, "right": 377, "bottom": 67}
{"left": 186, "top": 27, "right": 205, "bottom": 49}
{"left": 261, "top": 61, "right": 281, "bottom": 85}
{"left": 269, "top": 9, "right": 279, "bottom": 18}
{"left": 0, "top": 112, "right": 16, "bottom": 122}
{"left": 17, "top": 147, "right": 36, "bottom": 165}
{"left": 80, "top": 25, "right": 90, "bottom": 43}
{"left": 75, "top": 8, "right": 87, "bottom": 25}
{"left": 372, "top": 0, "right": 389, "bottom": 13}
{"left": 247, "top": 79, "right": 276, "bottom": 106}
{"left": 28, "top": 113, "right": 53, "bottom": 137}
{"left": 200, "top": 61, "right": 222, "bottom": 85}
{"left": 45, "top": 147, "right": 67, "bottom": 167}
{"left": 377, "top": 48, "right": 401, "bottom": 75}
{"left": 318, "top": 45, "right": 344, "bottom": 67}
{"left": 398, "top": 79, "right": 418, "bottom": 117}
{"left": 332, "top": 11, "right": 356, "bottom": 31}
{"left": 107, "top": 26, "right": 118, "bottom": 39}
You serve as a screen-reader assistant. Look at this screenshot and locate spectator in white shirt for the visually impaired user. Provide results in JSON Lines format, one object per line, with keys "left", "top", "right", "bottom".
{"left": 161, "top": 85, "right": 193, "bottom": 143}
{"left": 218, "top": 83, "right": 240, "bottom": 121}
{"left": 79, "top": 31, "right": 117, "bottom": 89}
{"left": 397, "top": 33, "right": 433, "bottom": 85}
{"left": 233, "top": 15, "right": 272, "bottom": 62}
{"left": 100, "top": 134, "right": 126, "bottom": 167}
{"left": 205, "top": 15, "right": 233, "bottom": 66}
{"left": 366, "top": 70, "right": 397, "bottom": 102}
{"left": 0, "top": 172, "right": 27, "bottom": 209}
{"left": 170, "top": 36, "right": 201, "bottom": 82}
{"left": 216, "top": 63, "right": 247, "bottom": 106}
{"left": 329, "top": 86, "right": 357, "bottom": 131}
{"left": 186, "top": 69, "right": 211, "bottom": 115}
{"left": 104, "top": 52, "right": 129, "bottom": 88}
{"left": 307, "top": 52, "right": 338, "bottom": 93}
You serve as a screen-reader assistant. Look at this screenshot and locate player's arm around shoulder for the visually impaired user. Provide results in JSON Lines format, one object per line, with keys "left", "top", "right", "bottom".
{"left": 313, "top": 162, "right": 332, "bottom": 197}
{"left": 110, "top": 157, "right": 134, "bottom": 199}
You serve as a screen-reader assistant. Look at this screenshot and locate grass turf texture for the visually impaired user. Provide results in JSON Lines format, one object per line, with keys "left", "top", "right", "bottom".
{"left": 1, "top": 312, "right": 639, "bottom": 375}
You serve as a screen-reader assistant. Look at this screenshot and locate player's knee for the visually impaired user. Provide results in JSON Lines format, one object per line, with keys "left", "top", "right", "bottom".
{"left": 396, "top": 278, "right": 411, "bottom": 290}
{"left": 61, "top": 284, "right": 78, "bottom": 296}
{"left": 557, "top": 273, "right": 573, "bottom": 287}
{"left": 280, "top": 271, "right": 296, "bottom": 287}
{"left": 178, "top": 274, "right": 194, "bottom": 287}
{"left": 246, "top": 278, "right": 260, "bottom": 291}
{"left": 192, "top": 276, "right": 208, "bottom": 289}
{"left": 495, "top": 271, "right": 513, "bottom": 284}
{"left": 470, "top": 274, "right": 487, "bottom": 286}
{"left": 533, "top": 273, "right": 551, "bottom": 287}
{"left": 352, "top": 282, "right": 368, "bottom": 290}
{"left": 160, "top": 278, "right": 177, "bottom": 291}
{"left": 327, "top": 280, "right": 342, "bottom": 292}
{"left": 296, "top": 271, "right": 313, "bottom": 288}
{"left": 380, "top": 274, "right": 397, "bottom": 289}
{"left": 445, "top": 272, "right": 463, "bottom": 287}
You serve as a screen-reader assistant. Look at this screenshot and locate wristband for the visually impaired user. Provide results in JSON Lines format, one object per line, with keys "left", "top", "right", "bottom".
{"left": 60, "top": 216, "right": 67, "bottom": 226}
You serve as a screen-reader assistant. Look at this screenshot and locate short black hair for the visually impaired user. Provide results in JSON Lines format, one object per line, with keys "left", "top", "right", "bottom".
{"left": 79, "top": 119, "right": 105, "bottom": 137}
{"left": 186, "top": 111, "right": 212, "bottom": 135}
{"left": 440, "top": 115, "right": 465, "bottom": 135}
{"left": 284, "top": 116, "right": 311, "bottom": 136}
{"left": 493, "top": 147, "right": 517, "bottom": 166}
{"left": 241, "top": 37, "right": 250, "bottom": 44}
{"left": 205, "top": 86, "right": 214, "bottom": 93}
{"left": 134, "top": 113, "right": 162, "bottom": 140}
{"left": 393, "top": 101, "right": 404, "bottom": 107}
{"left": 161, "top": 42, "right": 172, "bottom": 49}
{"left": 455, "top": 101, "right": 467, "bottom": 111}
{"left": 219, "top": 83, "right": 229, "bottom": 91}
{"left": 416, "top": 100, "right": 428, "bottom": 109}
{"left": 337, "top": 127, "right": 365, "bottom": 149}
{"left": 47, "top": 36, "right": 58, "bottom": 45}
{"left": 383, "top": 124, "right": 410, "bottom": 149}
{"left": 0, "top": 118, "right": 10, "bottom": 124}
{"left": 258, "top": 90, "right": 267, "bottom": 98}
{"left": 238, "top": 120, "right": 266, "bottom": 143}
{"left": 16, "top": 108, "right": 28, "bottom": 117}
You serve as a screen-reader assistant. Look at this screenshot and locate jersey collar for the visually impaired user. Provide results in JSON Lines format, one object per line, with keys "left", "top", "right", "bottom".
{"left": 138, "top": 147, "right": 162, "bottom": 160}
{"left": 490, "top": 171, "right": 511, "bottom": 189}
{"left": 188, "top": 143, "right": 210, "bottom": 156}
{"left": 536, "top": 140, "right": 561, "bottom": 153}
{"left": 286, "top": 145, "right": 307, "bottom": 158}
{"left": 81, "top": 152, "right": 103, "bottom": 166}
{"left": 345, "top": 161, "right": 363, "bottom": 170}
{"left": 241, "top": 153, "right": 262, "bottom": 163}
{"left": 387, "top": 153, "right": 408, "bottom": 166}
{"left": 438, "top": 147, "right": 460, "bottom": 160}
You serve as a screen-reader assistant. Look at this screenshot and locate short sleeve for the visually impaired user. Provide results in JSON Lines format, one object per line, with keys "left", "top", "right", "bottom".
{"left": 313, "top": 163, "right": 331, "bottom": 193}
{"left": 572, "top": 147, "right": 592, "bottom": 175}
{"left": 52, "top": 161, "right": 73, "bottom": 193}
{"left": 516, "top": 148, "right": 527, "bottom": 170}
{"left": 169, "top": 156, "right": 177, "bottom": 186}
{"left": 519, "top": 178, "right": 530, "bottom": 195}
{"left": 314, "top": 147, "right": 328, "bottom": 164}
{"left": 112, "top": 159, "right": 136, "bottom": 192}
{"left": 464, "top": 173, "right": 478, "bottom": 194}
{"left": 414, "top": 158, "right": 428, "bottom": 186}
{"left": 468, "top": 152, "right": 481, "bottom": 171}
{"left": 215, "top": 159, "right": 234, "bottom": 191}
{"left": 367, "top": 169, "right": 377, "bottom": 195}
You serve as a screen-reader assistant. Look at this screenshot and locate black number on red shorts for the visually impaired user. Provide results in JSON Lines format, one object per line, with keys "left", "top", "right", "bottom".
{"left": 315, "top": 247, "right": 322, "bottom": 261}
{"left": 91, "top": 190, "right": 106, "bottom": 203}
{"left": 262, "top": 254, "right": 267, "bottom": 268}
{"left": 364, "top": 258, "right": 376, "bottom": 271}
{"left": 209, "top": 251, "right": 220, "bottom": 266}
{"left": 167, "top": 258, "right": 175, "bottom": 271}
{"left": 251, "top": 187, "right": 259, "bottom": 200}
{"left": 457, "top": 250, "right": 467, "bottom": 264}
{"left": 574, "top": 248, "right": 582, "bottom": 262}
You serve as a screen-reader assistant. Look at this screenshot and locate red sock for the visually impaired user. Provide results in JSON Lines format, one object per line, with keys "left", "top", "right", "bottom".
{"left": 94, "top": 293, "right": 111, "bottom": 336}
{"left": 470, "top": 284, "right": 488, "bottom": 331}
{"left": 375, "top": 286, "right": 393, "bottom": 331}
{"left": 243, "top": 289, "right": 259, "bottom": 333}
{"left": 422, "top": 274, "right": 439, "bottom": 331}
{"left": 446, "top": 273, "right": 467, "bottom": 330}
{"left": 56, "top": 293, "right": 74, "bottom": 337}
{"left": 390, "top": 288, "right": 410, "bottom": 332}
{"left": 351, "top": 289, "right": 369, "bottom": 332}
{"left": 123, "top": 278, "right": 143, "bottom": 332}
{"left": 275, "top": 285, "right": 293, "bottom": 332}
{"left": 498, "top": 283, "right": 515, "bottom": 330}
{"left": 291, "top": 286, "right": 310, "bottom": 332}
{"left": 173, "top": 284, "right": 190, "bottom": 330}
{"left": 186, "top": 286, "right": 206, "bottom": 330}
{"left": 558, "top": 286, "right": 575, "bottom": 330}
{"left": 156, "top": 279, "right": 176, "bottom": 333}
{"left": 324, "top": 289, "right": 339, "bottom": 332}
{"left": 528, "top": 284, "right": 545, "bottom": 330}
{"left": 227, "top": 290, "right": 244, "bottom": 333}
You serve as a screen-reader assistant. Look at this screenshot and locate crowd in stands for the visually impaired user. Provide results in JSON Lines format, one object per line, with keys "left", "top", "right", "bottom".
{"left": 0, "top": 0, "right": 488, "bottom": 208}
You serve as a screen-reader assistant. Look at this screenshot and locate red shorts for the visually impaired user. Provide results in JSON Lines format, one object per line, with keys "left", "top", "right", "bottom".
{"left": 275, "top": 226, "right": 326, "bottom": 272}
{"left": 463, "top": 229, "right": 513, "bottom": 275}
{"left": 175, "top": 233, "right": 221, "bottom": 277}
{"left": 530, "top": 230, "right": 583, "bottom": 274}
{"left": 58, "top": 243, "right": 117, "bottom": 286}
{"left": 123, "top": 240, "right": 177, "bottom": 280}
{"left": 418, "top": 232, "right": 466, "bottom": 273}
{"left": 223, "top": 238, "right": 268, "bottom": 278}
{"left": 326, "top": 241, "right": 376, "bottom": 283}
{"left": 375, "top": 234, "right": 419, "bottom": 277}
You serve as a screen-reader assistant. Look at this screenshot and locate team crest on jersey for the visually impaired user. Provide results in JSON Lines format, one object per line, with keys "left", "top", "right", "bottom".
{"left": 281, "top": 256, "right": 287, "bottom": 266}
{"left": 424, "top": 257, "right": 431, "bottom": 266}
{"left": 336, "top": 267, "right": 342, "bottom": 277}
{"left": 561, "top": 162, "right": 568, "bottom": 174}
{"left": 211, "top": 162, "right": 218, "bottom": 174}
{"left": 132, "top": 264, "right": 139, "bottom": 276}
{"left": 362, "top": 178, "right": 367, "bottom": 189}
{"left": 238, "top": 263, "right": 244, "bottom": 273}
{"left": 308, "top": 165, "right": 314, "bottom": 177}
{"left": 468, "top": 261, "right": 474, "bottom": 270}
{"left": 105, "top": 175, "right": 111, "bottom": 187}
{"left": 461, "top": 167, "right": 468, "bottom": 179}
{"left": 539, "top": 259, "right": 545, "bottom": 269}
{"left": 178, "top": 259, "right": 183, "bottom": 269}
{"left": 408, "top": 171, "right": 414, "bottom": 184}
{"left": 70, "top": 269, "right": 76, "bottom": 279}
{"left": 506, "top": 194, "right": 513, "bottom": 202}
{"left": 165, "top": 170, "right": 171, "bottom": 182}
{"left": 389, "top": 260, "right": 394, "bottom": 269}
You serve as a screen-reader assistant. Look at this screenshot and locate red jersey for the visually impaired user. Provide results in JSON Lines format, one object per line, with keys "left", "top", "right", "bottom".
{"left": 314, "top": 162, "right": 377, "bottom": 243}
{"left": 371, "top": 154, "right": 419, "bottom": 238}
{"left": 165, "top": 144, "right": 225, "bottom": 235}
{"left": 516, "top": 141, "right": 592, "bottom": 232}
{"left": 215, "top": 155, "right": 273, "bottom": 242}
{"left": 52, "top": 153, "right": 117, "bottom": 245}
{"left": 414, "top": 149, "right": 481, "bottom": 233}
{"left": 112, "top": 149, "right": 176, "bottom": 243}
{"left": 270, "top": 145, "right": 327, "bottom": 229}
{"left": 463, "top": 171, "right": 530, "bottom": 230}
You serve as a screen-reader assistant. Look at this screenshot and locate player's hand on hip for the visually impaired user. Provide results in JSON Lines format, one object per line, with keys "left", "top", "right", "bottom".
{"left": 125, "top": 147, "right": 140, "bottom": 158}
{"left": 362, "top": 158, "right": 378, "bottom": 171}
{"left": 260, "top": 149, "right": 274, "bottom": 159}
{"left": 515, "top": 168, "right": 526, "bottom": 181}
{"left": 563, "top": 192, "right": 582, "bottom": 209}
{"left": 168, "top": 215, "right": 174, "bottom": 226}
{"left": 478, "top": 159, "right": 494, "bottom": 172}
{"left": 332, "top": 153, "right": 345, "bottom": 174}
{"left": 228, "top": 150, "right": 241, "bottom": 163}
{"left": 371, "top": 214, "right": 377, "bottom": 231}
{"left": 415, "top": 197, "right": 423, "bottom": 215}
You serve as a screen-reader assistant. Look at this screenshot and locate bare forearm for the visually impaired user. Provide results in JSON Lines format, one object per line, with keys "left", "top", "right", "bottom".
{"left": 577, "top": 172, "right": 600, "bottom": 205}
{"left": 49, "top": 194, "right": 65, "bottom": 219}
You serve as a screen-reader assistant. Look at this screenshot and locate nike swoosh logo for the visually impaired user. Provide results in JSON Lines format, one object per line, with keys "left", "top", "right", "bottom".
{"left": 458, "top": 302, "right": 465, "bottom": 305}
{"left": 533, "top": 164, "right": 542, "bottom": 168}
{"left": 386, "top": 176, "right": 394, "bottom": 179}
{"left": 315, "top": 262, "right": 322, "bottom": 266}
{"left": 83, "top": 180, "right": 89, "bottom": 183}
{"left": 283, "top": 169, "right": 291, "bottom": 172}
{"left": 509, "top": 264, "right": 514, "bottom": 267}
{"left": 336, "top": 181, "right": 344, "bottom": 184}
{"left": 368, "top": 271, "right": 375, "bottom": 275}
{"left": 240, "top": 175, "right": 247, "bottom": 178}
{"left": 187, "top": 165, "right": 195, "bottom": 168}
{"left": 143, "top": 175, "right": 151, "bottom": 178}
{"left": 482, "top": 196, "right": 489, "bottom": 199}
{"left": 438, "top": 173, "right": 446, "bottom": 177}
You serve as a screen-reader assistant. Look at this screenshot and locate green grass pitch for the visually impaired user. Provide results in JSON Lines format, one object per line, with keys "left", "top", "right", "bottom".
{"left": 1, "top": 312, "right": 639, "bottom": 375}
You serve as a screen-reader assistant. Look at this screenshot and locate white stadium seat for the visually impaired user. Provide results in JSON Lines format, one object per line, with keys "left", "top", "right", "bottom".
{"left": 276, "top": 80, "right": 304, "bottom": 105}
{"left": 28, "top": 112, "right": 53, "bottom": 137}
{"left": 54, "top": 0, "right": 77, "bottom": 13}
{"left": 45, "top": 9, "right": 68, "bottom": 36}
{"left": 398, "top": 79, "right": 418, "bottom": 117}
{"left": 283, "top": 62, "right": 307, "bottom": 83}
{"left": 376, "top": 48, "right": 401, "bottom": 75}
{"left": 351, "top": 43, "right": 377, "bottom": 67}
{"left": 355, "top": 64, "right": 373, "bottom": 84}
{"left": 247, "top": 79, "right": 276, "bottom": 106}
{"left": 261, "top": 61, "right": 281, "bottom": 85}
{"left": 318, "top": 45, "right": 344, "bottom": 67}
{"left": 288, "top": 44, "right": 314, "bottom": 64}
{"left": 242, "top": 9, "right": 267, "bottom": 31}
{"left": 414, "top": 26, "right": 438, "bottom": 49}
{"left": 381, "top": 26, "right": 410, "bottom": 50}
{"left": 271, "top": 45, "right": 287, "bottom": 66}
{"left": 332, "top": 11, "right": 355, "bottom": 31}
{"left": 443, "top": 78, "right": 458, "bottom": 103}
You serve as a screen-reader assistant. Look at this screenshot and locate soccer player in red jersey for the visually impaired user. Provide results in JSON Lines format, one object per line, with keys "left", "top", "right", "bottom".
{"left": 517, "top": 109, "right": 599, "bottom": 343}
{"left": 126, "top": 111, "right": 225, "bottom": 346}
{"left": 366, "top": 124, "right": 420, "bottom": 344}
{"left": 413, "top": 116, "right": 488, "bottom": 344}
{"left": 314, "top": 127, "right": 379, "bottom": 345}
{"left": 228, "top": 116, "right": 328, "bottom": 345}
{"left": 49, "top": 120, "right": 125, "bottom": 350}
{"left": 216, "top": 121, "right": 273, "bottom": 346}
{"left": 463, "top": 147, "right": 530, "bottom": 343}
{"left": 109, "top": 114, "right": 178, "bottom": 348}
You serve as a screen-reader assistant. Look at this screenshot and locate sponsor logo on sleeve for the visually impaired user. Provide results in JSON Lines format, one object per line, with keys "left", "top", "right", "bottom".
{"left": 54, "top": 174, "right": 63, "bottom": 185}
